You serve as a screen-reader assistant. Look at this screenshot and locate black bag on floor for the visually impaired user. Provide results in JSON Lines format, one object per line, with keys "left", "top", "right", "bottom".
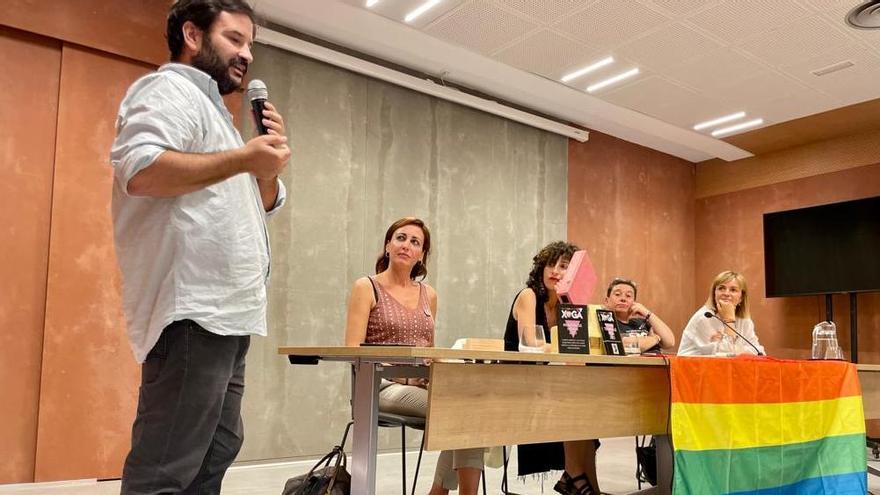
{"left": 283, "top": 422, "right": 353, "bottom": 495}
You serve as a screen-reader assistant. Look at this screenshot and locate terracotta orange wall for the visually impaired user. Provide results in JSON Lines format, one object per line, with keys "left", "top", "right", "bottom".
{"left": 568, "top": 130, "right": 696, "bottom": 334}
{"left": 0, "top": 0, "right": 166, "bottom": 66}
{"left": 0, "top": 26, "right": 61, "bottom": 484}
{"left": 35, "top": 45, "right": 153, "bottom": 482}
{"left": 0, "top": 0, "right": 167, "bottom": 484}
{"left": 695, "top": 162, "right": 880, "bottom": 361}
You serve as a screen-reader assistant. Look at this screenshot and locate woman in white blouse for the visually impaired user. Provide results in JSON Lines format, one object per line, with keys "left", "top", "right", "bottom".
{"left": 678, "top": 270, "right": 765, "bottom": 356}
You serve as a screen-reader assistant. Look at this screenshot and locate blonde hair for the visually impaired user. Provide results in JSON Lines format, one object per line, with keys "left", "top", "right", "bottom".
{"left": 705, "top": 270, "right": 750, "bottom": 318}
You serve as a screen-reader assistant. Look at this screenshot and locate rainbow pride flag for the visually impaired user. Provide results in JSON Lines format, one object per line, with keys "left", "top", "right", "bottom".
{"left": 671, "top": 356, "right": 867, "bottom": 494}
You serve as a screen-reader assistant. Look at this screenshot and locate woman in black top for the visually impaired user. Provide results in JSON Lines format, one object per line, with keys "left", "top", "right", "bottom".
{"left": 503, "top": 241, "right": 600, "bottom": 495}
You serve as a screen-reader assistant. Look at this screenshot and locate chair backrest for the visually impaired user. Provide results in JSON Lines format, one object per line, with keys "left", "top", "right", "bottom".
{"left": 452, "top": 338, "right": 505, "bottom": 352}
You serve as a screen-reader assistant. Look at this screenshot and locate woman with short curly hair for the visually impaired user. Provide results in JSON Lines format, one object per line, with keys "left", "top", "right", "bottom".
{"left": 502, "top": 241, "right": 601, "bottom": 495}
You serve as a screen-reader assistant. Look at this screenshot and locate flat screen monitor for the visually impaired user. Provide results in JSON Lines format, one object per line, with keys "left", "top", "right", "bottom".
{"left": 763, "top": 196, "right": 880, "bottom": 297}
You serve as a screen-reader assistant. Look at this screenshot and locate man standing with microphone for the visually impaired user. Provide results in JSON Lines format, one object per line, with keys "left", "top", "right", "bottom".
{"left": 109, "top": 1, "right": 290, "bottom": 493}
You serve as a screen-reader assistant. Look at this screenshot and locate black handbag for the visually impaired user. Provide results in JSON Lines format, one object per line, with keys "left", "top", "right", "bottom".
{"left": 283, "top": 422, "right": 353, "bottom": 495}
{"left": 636, "top": 436, "right": 657, "bottom": 487}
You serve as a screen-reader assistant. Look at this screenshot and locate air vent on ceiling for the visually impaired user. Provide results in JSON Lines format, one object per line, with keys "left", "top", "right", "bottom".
{"left": 811, "top": 60, "right": 855, "bottom": 77}
{"left": 846, "top": 1, "right": 880, "bottom": 29}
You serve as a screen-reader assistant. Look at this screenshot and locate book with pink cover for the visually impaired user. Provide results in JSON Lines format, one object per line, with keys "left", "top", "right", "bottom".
{"left": 556, "top": 250, "right": 597, "bottom": 305}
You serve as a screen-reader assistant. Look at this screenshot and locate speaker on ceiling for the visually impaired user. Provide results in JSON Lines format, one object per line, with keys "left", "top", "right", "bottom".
{"left": 846, "top": 0, "right": 880, "bottom": 29}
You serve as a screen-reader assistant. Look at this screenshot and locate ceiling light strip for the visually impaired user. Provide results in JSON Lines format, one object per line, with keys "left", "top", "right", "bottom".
{"left": 405, "top": 0, "right": 442, "bottom": 23}
{"left": 256, "top": 28, "right": 589, "bottom": 142}
{"left": 711, "top": 118, "right": 764, "bottom": 138}
{"left": 561, "top": 57, "right": 614, "bottom": 83}
{"left": 693, "top": 111, "right": 746, "bottom": 131}
{"left": 586, "top": 68, "right": 640, "bottom": 93}
{"left": 365, "top": 0, "right": 380, "bottom": 7}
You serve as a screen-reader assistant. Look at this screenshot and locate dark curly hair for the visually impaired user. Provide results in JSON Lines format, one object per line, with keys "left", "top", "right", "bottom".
{"left": 167, "top": 0, "right": 256, "bottom": 61}
{"left": 374, "top": 217, "right": 431, "bottom": 281}
{"left": 526, "top": 241, "right": 579, "bottom": 302}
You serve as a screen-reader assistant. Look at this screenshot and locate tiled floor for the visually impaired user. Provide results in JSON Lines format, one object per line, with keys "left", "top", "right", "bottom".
{"left": 2, "top": 437, "right": 879, "bottom": 494}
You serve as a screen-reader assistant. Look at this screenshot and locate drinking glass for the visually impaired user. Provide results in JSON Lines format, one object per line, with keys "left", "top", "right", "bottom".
{"left": 519, "top": 325, "right": 546, "bottom": 353}
{"left": 622, "top": 331, "right": 641, "bottom": 355}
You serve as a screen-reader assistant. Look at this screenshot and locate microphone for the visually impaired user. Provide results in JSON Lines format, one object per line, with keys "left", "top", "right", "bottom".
{"left": 247, "top": 79, "right": 269, "bottom": 136}
{"left": 703, "top": 311, "right": 764, "bottom": 356}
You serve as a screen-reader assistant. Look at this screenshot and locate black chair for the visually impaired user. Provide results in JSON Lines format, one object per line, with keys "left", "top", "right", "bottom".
{"left": 378, "top": 411, "right": 427, "bottom": 495}
{"left": 501, "top": 446, "right": 525, "bottom": 495}
{"left": 378, "top": 411, "right": 487, "bottom": 495}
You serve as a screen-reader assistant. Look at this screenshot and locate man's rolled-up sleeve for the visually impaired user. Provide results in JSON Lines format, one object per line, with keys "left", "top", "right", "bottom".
{"left": 265, "top": 177, "right": 287, "bottom": 217}
{"left": 109, "top": 79, "right": 198, "bottom": 195}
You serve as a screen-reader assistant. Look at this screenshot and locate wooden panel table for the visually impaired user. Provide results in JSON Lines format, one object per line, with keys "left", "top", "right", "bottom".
{"left": 279, "top": 346, "right": 880, "bottom": 495}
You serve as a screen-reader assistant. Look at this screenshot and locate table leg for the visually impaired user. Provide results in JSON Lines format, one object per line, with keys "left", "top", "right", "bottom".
{"left": 351, "top": 359, "right": 379, "bottom": 495}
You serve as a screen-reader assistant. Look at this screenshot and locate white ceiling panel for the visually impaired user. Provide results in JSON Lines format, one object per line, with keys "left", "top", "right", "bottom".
{"left": 617, "top": 22, "right": 724, "bottom": 72}
{"left": 493, "top": 29, "right": 604, "bottom": 80}
{"left": 494, "top": 0, "right": 591, "bottom": 24}
{"left": 638, "top": 0, "right": 720, "bottom": 18}
{"left": 715, "top": 69, "right": 814, "bottom": 107}
{"left": 756, "top": 91, "right": 840, "bottom": 125}
{"left": 780, "top": 46, "right": 880, "bottom": 108}
{"left": 663, "top": 48, "right": 768, "bottom": 94}
{"left": 686, "top": 0, "right": 811, "bottom": 43}
{"left": 340, "top": 0, "right": 466, "bottom": 27}
{"left": 261, "top": 0, "right": 880, "bottom": 160}
{"left": 424, "top": 1, "right": 539, "bottom": 55}
{"left": 651, "top": 94, "right": 732, "bottom": 129}
{"left": 739, "top": 15, "right": 853, "bottom": 68}
{"left": 601, "top": 75, "right": 702, "bottom": 116}
{"left": 553, "top": 0, "right": 672, "bottom": 48}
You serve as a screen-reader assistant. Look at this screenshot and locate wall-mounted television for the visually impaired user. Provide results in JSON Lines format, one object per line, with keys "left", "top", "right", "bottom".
{"left": 763, "top": 195, "right": 880, "bottom": 297}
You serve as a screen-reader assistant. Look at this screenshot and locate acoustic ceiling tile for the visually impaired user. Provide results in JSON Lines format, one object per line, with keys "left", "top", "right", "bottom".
{"left": 494, "top": 29, "right": 604, "bottom": 79}
{"left": 780, "top": 46, "right": 880, "bottom": 107}
{"left": 663, "top": 48, "right": 768, "bottom": 94}
{"left": 686, "top": 0, "right": 811, "bottom": 44}
{"left": 350, "top": 0, "right": 466, "bottom": 26}
{"left": 424, "top": 1, "right": 540, "bottom": 55}
{"left": 600, "top": 75, "right": 702, "bottom": 116}
{"left": 554, "top": 0, "right": 672, "bottom": 48}
{"left": 617, "top": 22, "right": 724, "bottom": 71}
{"left": 494, "top": 0, "right": 593, "bottom": 24}
{"left": 739, "top": 15, "right": 852, "bottom": 68}
{"left": 637, "top": 0, "right": 720, "bottom": 18}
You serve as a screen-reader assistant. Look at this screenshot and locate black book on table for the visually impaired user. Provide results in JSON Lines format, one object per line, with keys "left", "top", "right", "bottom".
{"left": 595, "top": 308, "right": 625, "bottom": 356}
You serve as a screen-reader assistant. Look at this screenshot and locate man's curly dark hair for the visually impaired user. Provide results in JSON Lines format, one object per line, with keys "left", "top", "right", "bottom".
{"left": 525, "top": 241, "right": 579, "bottom": 302}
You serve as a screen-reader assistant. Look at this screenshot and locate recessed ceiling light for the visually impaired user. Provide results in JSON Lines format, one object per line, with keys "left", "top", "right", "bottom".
{"left": 366, "top": 0, "right": 380, "bottom": 7}
{"left": 561, "top": 57, "right": 614, "bottom": 83}
{"left": 405, "top": 0, "right": 442, "bottom": 23}
{"left": 693, "top": 111, "right": 746, "bottom": 131}
{"left": 711, "top": 118, "right": 764, "bottom": 138}
{"left": 586, "top": 68, "right": 639, "bottom": 93}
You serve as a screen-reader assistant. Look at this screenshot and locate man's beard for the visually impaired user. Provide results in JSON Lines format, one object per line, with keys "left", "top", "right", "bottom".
{"left": 192, "top": 39, "right": 247, "bottom": 95}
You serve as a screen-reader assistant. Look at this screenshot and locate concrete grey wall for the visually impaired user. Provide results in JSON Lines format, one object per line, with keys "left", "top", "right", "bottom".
{"left": 238, "top": 43, "right": 568, "bottom": 461}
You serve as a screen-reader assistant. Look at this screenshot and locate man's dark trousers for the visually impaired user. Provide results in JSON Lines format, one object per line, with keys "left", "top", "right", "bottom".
{"left": 121, "top": 320, "right": 251, "bottom": 495}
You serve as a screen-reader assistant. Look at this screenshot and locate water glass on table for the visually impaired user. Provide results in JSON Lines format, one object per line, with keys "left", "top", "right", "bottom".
{"left": 623, "top": 331, "right": 641, "bottom": 355}
{"left": 519, "top": 324, "right": 546, "bottom": 353}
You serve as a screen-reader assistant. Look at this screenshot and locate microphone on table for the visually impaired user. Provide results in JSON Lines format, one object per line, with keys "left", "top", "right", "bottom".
{"left": 703, "top": 311, "right": 764, "bottom": 356}
{"left": 247, "top": 79, "right": 270, "bottom": 136}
